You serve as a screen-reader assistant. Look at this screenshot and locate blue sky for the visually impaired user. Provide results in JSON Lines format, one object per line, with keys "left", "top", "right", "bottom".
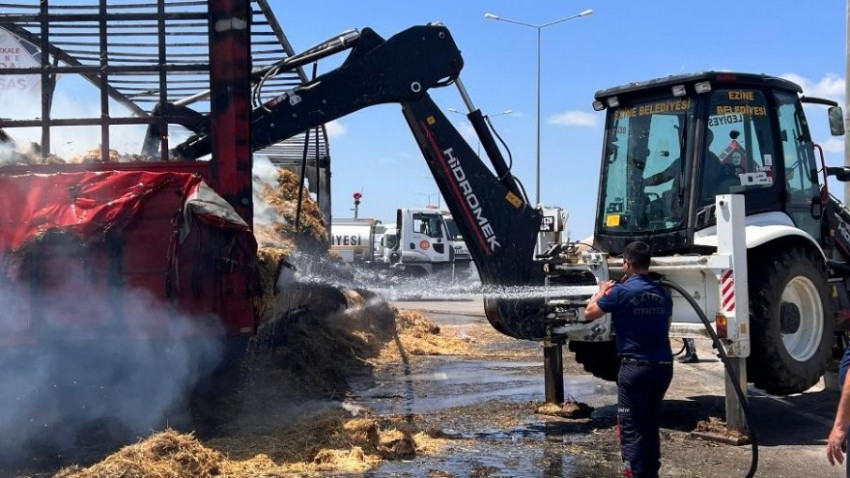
{"left": 275, "top": 1, "right": 846, "bottom": 239}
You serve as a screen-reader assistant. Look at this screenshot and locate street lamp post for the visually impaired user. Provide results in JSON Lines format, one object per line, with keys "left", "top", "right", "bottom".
{"left": 485, "top": 9, "right": 592, "bottom": 205}
{"left": 447, "top": 107, "right": 513, "bottom": 156}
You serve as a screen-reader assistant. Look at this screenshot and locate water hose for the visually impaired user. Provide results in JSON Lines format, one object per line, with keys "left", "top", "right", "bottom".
{"left": 660, "top": 279, "right": 758, "bottom": 478}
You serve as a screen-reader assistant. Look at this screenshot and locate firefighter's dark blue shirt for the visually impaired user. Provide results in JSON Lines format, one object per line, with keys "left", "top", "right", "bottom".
{"left": 596, "top": 274, "right": 673, "bottom": 362}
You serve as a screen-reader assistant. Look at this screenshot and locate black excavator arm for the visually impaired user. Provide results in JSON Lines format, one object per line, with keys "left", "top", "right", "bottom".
{"left": 152, "top": 24, "right": 550, "bottom": 340}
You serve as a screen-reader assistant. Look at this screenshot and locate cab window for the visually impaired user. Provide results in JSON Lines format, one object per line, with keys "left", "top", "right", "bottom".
{"left": 412, "top": 213, "right": 443, "bottom": 239}
{"left": 598, "top": 95, "right": 692, "bottom": 233}
{"left": 700, "top": 89, "right": 776, "bottom": 206}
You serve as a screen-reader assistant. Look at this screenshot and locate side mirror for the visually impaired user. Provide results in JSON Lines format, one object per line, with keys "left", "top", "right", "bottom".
{"left": 826, "top": 166, "right": 850, "bottom": 182}
{"left": 829, "top": 106, "right": 845, "bottom": 136}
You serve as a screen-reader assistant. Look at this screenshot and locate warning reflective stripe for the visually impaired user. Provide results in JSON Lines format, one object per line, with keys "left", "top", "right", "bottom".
{"left": 721, "top": 270, "right": 735, "bottom": 312}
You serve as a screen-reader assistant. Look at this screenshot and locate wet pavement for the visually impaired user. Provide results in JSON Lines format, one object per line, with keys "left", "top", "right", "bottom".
{"left": 352, "top": 298, "right": 848, "bottom": 478}
{"left": 347, "top": 303, "right": 619, "bottom": 478}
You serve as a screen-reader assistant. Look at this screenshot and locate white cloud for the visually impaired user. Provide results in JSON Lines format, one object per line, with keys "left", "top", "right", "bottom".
{"left": 781, "top": 73, "right": 845, "bottom": 99}
{"left": 325, "top": 120, "right": 347, "bottom": 138}
{"left": 821, "top": 137, "right": 845, "bottom": 154}
{"left": 548, "top": 110, "right": 598, "bottom": 128}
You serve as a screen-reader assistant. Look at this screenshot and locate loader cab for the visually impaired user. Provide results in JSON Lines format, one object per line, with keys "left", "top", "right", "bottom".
{"left": 592, "top": 72, "right": 840, "bottom": 256}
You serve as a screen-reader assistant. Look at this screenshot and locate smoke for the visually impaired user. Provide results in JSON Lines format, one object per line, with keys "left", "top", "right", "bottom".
{"left": 0, "top": 140, "right": 14, "bottom": 164}
{"left": 0, "top": 75, "right": 172, "bottom": 164}
{"left": 0, "top": 250, "right": 226, "bottom": 466}
{"left": 252, "top": 155, "right": 282, "bottom": 227}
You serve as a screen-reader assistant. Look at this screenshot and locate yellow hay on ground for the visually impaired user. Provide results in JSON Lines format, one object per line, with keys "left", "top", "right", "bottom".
{"left": 395, "top": 309, "right": 441, "bottom": 336}
{"left": 695, "top": 416, "right": 746, "bottom": 440}
{"left": 378, "top": 308, "right": 471, "bottom": 360}
{"left": 54, "top": 430, "right": 225, "bottom": 478}
{"left": 377, "top": 428, "right": 416, "bottom": 458}
{"left": 56, "top": 412, "right": 440, "bottom": 477}
{"left": 207, "top": 408, "right": 443, "bottom": 475}
{"left": 535, "top": 399, "right": 594, "bottom": 419}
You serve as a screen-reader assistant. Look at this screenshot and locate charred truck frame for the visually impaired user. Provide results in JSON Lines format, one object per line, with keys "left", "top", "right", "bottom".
{"left": 0, "top": 1, "right": 331, "bottom": 375}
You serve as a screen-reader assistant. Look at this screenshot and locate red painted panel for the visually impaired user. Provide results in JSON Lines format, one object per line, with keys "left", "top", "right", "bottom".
{"left": 0, "top": 169, "right": 256, "bottom": 345}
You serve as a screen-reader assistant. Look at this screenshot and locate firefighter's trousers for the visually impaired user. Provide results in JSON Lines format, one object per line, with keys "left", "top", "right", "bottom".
{"left": 617, "top": 360, "right": 673, "bottom": 478}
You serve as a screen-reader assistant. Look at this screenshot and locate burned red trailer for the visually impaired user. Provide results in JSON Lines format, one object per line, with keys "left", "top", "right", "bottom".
{"left": 0, "top": 0, "right": 333, "bottom": 344}
{"left": 0, "top": 1, "right": 332, "bottom": 437}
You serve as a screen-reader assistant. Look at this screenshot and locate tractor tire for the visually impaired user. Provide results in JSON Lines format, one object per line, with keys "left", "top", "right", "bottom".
{"left": 747, "top": 247, "right": 834, "bottom": 395}
{"left": 568, "top": 340, "right": 620, "bottom": 382}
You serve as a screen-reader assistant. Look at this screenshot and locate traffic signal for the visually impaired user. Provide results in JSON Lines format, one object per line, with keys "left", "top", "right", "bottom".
{"left": 353, "top": 192, "right": 362, "bottom": 206}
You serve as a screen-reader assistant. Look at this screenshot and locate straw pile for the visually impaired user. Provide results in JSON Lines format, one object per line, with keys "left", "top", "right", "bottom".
{"left": 254, "top": 245, "right": 293, "bottom": 323}
{"left": 252, "top": 167, "right": 329, "bottom": 325}
{"left": 249, "top": 288, "right": 397, "bottom": 397}
{"left": 259, "top": 169, "right": 328, "bottom": 254}
{"left": 55, "top": 408, "right": 447, "bottom": 477}
{"left": 70, "top": 146, "right": 153, "bottom": 163}
{"left": 378, "top": 309, "right": 472, "bottom": 359}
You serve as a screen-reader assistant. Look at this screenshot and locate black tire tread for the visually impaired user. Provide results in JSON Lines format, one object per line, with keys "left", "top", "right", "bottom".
{"left": 747, "top": 246, "right": 834, "bottom": 395}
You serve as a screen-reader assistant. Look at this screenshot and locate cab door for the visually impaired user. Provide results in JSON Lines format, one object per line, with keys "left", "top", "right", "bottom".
{"left": 400, "top": 210, "right": 450, "bottom": 264}
{"left": 775, "top": 91, "right": 823, "bottom": 242}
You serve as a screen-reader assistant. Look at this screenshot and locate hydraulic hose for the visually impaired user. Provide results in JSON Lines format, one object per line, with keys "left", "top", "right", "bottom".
{"left": 660, "top": 279, "right": 758, "bottom": 478}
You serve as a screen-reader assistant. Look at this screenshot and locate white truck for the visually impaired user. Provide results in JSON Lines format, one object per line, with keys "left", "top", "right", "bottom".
{"left": 374, "top": 224, "right": 397, "bottom": 263}
{"left": 331, "top": 207, "right": 473, "bottom": 278}
{"left": 330, "top": 217, "right": 380, "bottom": 264}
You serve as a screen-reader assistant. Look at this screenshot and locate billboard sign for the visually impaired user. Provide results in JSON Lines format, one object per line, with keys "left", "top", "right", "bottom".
{"left": 0, "top": 27, "right": 41, "bottom": 96}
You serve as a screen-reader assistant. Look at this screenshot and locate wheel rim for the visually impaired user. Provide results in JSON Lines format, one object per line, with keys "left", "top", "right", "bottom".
{"left": 779, "top": 276, "right": 824, "bottom": 362}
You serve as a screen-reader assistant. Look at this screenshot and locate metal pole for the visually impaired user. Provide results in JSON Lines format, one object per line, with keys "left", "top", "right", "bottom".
{"left": 543, "top": 341, "right": 565, "bottom": 404}
{"left": 536, "top": 27, "right": 542, "bottom": 205}
{"left": 485, "top": 10, "right": 593, "bottom": 204}
{"left": 725, "top": 358, "right": 748, "bottom": 435}
{"left": 716, "top": 194, "right": 751, "bottom": 436}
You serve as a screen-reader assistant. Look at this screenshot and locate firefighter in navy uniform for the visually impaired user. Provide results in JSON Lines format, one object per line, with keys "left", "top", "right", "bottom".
{"left": 586, "top": 241, "right": 674, "bottom": 478}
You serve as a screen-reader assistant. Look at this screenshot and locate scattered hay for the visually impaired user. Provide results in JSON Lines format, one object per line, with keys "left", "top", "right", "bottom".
{"left": 54, "top": 409, "right": 441, "bottom": 477}
{"left": 205, "top": 408, "right": 444, "bottom": 475}
{"left": 396, "top": 309, "right": 441, "bottom": 336}
{"left": 536, "top": 398, "right": 594, "bottom": 419}
{"left": 51, "top": 296, "right": 458, "bottom": 477}
{"left": 694, "top": 416, "right": 746, "bottom": 439}
{"left": 378, "top": 309, "right": 471, "bottom": 360}
{"left": 54, "top": 429, "right": 225, "bottom": 478}
{"left": 309, "top": 446, "right": 373, "bottom": 472}
{"left": 0, "top": 142, "right": 156, "bottom": 166}
{"left": 377, "top": 428, "right": 416, "bottom": 458}
{"left": 691, "top": 416, "right": 750, "bottom": 445}
{"left": 70, "top": 146, "right": 153, "bottom": 163}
